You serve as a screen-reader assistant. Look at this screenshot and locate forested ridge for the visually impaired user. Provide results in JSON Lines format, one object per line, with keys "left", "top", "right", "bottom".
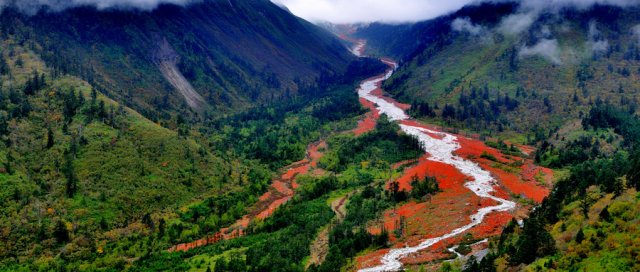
{"left": 0, "top": 12, "right": 388, "bottom": 269}
{"left": 0, "top": 0, "right": 354, "bottom": 122}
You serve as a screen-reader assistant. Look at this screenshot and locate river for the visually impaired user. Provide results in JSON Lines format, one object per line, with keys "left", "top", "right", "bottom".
{"left": 355, "top": 51, "right": 516, "bottom": 272}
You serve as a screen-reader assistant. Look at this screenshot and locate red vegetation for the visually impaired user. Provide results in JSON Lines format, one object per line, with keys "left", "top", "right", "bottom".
{"left": 388, "top": 156, "right": 471, "bottom": 192}
{"left": 355, "top": 59, "right": 553, "bottom": 268}
{"left": 168, "top": 141, "right": 326, "bottom": 253}
{"left": 469, "top": 211, "right": 513, "bottom": 237}
{"left": 483, "top": 163, "right": 549, "bottom": 203}
{"left": 455, "top": 136, "right": 512, "bottom": 164}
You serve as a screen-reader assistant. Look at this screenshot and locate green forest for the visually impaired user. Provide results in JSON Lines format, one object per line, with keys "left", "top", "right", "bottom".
{"left": 2, "top": 1, "right": 640, "bottom": 272}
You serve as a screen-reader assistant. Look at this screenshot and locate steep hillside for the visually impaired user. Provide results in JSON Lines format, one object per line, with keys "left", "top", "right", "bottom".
{"left": 354, "top": 2, "right": 517, "bottom": 60}
{"left": 354, "top": 2, "right": 640, "bottom": 271}
{"left": 356, "top": 3, "right": 640, "bottom": 144}
{"left": 0, "top": 0, "right": 353, "bottom": 119}
{"left": 0, "top": 40, "right": 278, "bottom": 270}
{"left": 0, "top": 7, "right": 383, "bottom": 269}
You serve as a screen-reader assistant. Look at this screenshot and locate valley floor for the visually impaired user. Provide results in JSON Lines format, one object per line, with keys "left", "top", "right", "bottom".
{"left": 162, "top": 41, "right": 553, "bottom": 271}
{"left": 349, "top": 54, "right": 552, "bottom": 271}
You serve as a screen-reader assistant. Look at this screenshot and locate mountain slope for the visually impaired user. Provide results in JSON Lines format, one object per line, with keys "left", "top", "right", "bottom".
{"left": 0, "top": 40, "right": 277, "bottom": 269}
{"left": 354, "top": 2, "right": 640, "bottom": 271}
{"left": 356, "top": 3, "right": 640, "bottom": 142}
{"left": 0, "top": 0, "right": 353, "bottom": 118}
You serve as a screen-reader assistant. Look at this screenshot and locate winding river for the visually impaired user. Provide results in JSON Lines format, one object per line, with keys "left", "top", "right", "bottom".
{"left": 355, "top": 49, "right": 516, "bottom": 272}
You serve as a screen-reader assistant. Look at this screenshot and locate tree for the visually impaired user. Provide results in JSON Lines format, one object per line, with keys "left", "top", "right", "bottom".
{"left": 64, "top": 153, "right": 78, "bottom": 198}
{"left": 4, "top": 151, "right": 13, "bottom": 175}
{"left": 0, "top": 55, "right": 8, "bottom": 75}
{"left": 54, "top": 220, "right": 70, "bottom": 244}
{"left": 410, "top": 175, "right": 439, "bottom": 200}
{"left": 142, "top": 213, "right": 154, "bottom": 230}
{"left": 388, "top": 181, "right": 406, "bottom": 203}
{"left": 464, "top": 255, "right": 480, "bottom": 272}
{"left": 575, "top": 228, "right": 585, "bottom": 243}
{"left": 442, "top": 104, "right": 456, "bottom": 119}
{"left": 46, "top": 127, "right": 54, "bottom": 149}
{"left": 99, "top": 217, "right": 109, "bottom": 230}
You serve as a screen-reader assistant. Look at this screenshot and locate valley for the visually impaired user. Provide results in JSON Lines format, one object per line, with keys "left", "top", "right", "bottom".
{"left": 153, "top": 39, "right": 552, "bottom": 271}
{"left": 2, "top": 1, "right": 640, "bottom": 271}
{"left": 349, "top": 45, "right": 551, "bottom": 271}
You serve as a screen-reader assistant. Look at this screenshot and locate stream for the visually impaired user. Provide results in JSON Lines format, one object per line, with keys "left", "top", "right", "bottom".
{"left": 355, "top": 49, "right": 516, "bottom": 272}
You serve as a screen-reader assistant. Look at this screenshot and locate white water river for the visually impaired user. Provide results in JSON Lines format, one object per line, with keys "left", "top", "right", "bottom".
{"left": 356, "top": 58, "right": 516, "bottom": 272}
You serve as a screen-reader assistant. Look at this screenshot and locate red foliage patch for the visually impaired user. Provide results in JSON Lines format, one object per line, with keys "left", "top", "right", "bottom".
{"left": 483, "top": 163, "right": 549, "bottom": 203}
{"left": 455, "top": 136, "right": 512, "bottom": 164}
{"left": 389, "top": 156, "right": 471, "bottom": 192}
{"left": 469, "top": 211, "right": 513, "bottom": 237}
{"left": 168, "top": 141, "right": 327, "bottom": 253}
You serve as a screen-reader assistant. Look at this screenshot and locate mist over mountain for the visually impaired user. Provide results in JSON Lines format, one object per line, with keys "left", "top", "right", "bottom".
{"left": 0, "top": 0, "right": 201, "bottom": 13}
{"left": 273, "top": 0, "right": 640, "bottom": 24}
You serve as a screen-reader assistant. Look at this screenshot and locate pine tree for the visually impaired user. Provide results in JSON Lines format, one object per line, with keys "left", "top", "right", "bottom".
{"left": 599, "top": 205, "right": 611, "bottom": 222}
{"left": 64, "top": 153, "right": 78, "bottom": 198}
{"left": 575, "top": 228, "right": 585, "bottom": 243}
{"left": 0, "top": 55, "right": 9, "bottom": 75}
{"left": 54, "top": 220, "right": 70, "bottom": 244}
{"left": 5, "top": 151, "right": 13, "bottom": 175}
{"left": 46, "top": 127, "right": 54, "bottom": 149}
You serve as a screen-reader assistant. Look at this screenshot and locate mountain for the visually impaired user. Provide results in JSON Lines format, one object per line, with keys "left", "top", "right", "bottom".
{"left": 0, "top": 1, "right": 387, "bottom": 270}
{"left": 354, "top": 2, "right": 640, "bottom": 271}
{"left": 0, "top": 0, "right": 353, "bottom": 119}
{"left": 3, "top": 0, "right": 640, "bottom": 271}
{"left": 356, "top": 2, "right": 640, "bottom": 140}
{"left": 354, "top": 2, "right": 518, "bottom": 60}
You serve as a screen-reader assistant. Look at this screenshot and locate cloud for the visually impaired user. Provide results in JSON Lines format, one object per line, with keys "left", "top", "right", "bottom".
{"left": 518, "top": 38, "right": 562, "bottom": 64}
{"left": 451, "top": 17, "right": 493, "bottom": 44}
{"left": 274, "top": 0, "right": 640, "bottom": 24}
{"left": 590, "top": 39, "right": 610, "bottom": 53}
{"left": 519, "top": 0, "right": 640, "bottom": 11}
{"left": 632, "top": 24, "right": 640, "bottom": 43}
{"left": 0, "top": 0, "right": 200, "bottom": 13}
{"left": 497, "top": 12, "right": 537, "bottom": 35}
{"left": 271, "top": 0, "right": 476, "bottom": 24}
{"left": 587, "top": 21, "right": 609, "bottom": 55}
{"left": 451, "top": 17, "right": 484, "bottom": 35}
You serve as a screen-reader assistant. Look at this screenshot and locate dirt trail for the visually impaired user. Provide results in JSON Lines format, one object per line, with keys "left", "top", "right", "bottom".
{"left": 331, "top": 194, "right": 349, "bottom": 221}
{"left": 308, "top": 193, "right": 352, "bottom": 268}
{"left": 168, "top": 141, "right": 326, "bottom": 253}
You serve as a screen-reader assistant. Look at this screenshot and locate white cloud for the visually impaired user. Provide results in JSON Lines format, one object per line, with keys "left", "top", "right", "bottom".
{"left": 632, "top": 24, "right": 640, "bottom": 43}
{"left": 498, "top": 12, "right": 537, "bottom": 35}
{"left": 0, "top": 0, "right": 200, "bottom": 13}
{"left": 520, "top": 0, "right": 640, "bottom": 11}
{"left": 519, "top": 39, "right": 562, "bottom": 64}
{"left": 451, "top": 17, "right": 484, "bottom": 35}
{"left": 590, "top": 40, "right": 610, "bottom": 53}
{"left": 274, "top": 0, "right": 640, "bottom": 24}
{"left": 271, "top": 0, "right": 475, "bottom": 24}
{"left": 587, "top": 21, "right": 609, "bottom": 55}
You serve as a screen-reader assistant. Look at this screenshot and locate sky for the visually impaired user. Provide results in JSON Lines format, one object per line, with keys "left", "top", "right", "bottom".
{"left": 271, "top": 0, "right": 476, "bottom": 24}
{"left": 272, "top": 0, "right": 640, "bottom": 24}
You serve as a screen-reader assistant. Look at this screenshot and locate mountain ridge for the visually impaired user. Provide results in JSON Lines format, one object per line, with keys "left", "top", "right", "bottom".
{"left": 0, "top": 0, "right": 354, "bottom": 119}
